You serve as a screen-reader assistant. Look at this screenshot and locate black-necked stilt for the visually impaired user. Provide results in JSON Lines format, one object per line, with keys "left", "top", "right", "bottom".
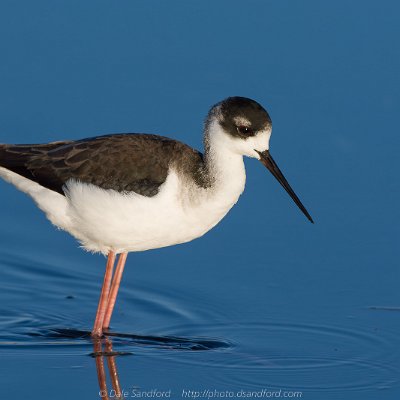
{"left": 0, "top": 97, "right": 313, "bottom": 337}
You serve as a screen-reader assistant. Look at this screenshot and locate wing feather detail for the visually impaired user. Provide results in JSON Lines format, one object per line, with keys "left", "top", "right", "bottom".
{"left": 0, "top": 134, "right": 206, "bottom": 197}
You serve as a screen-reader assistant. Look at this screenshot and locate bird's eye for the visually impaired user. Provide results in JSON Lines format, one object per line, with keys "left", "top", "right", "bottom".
{"left": 237, "top": 126, "right": 254, "bottom": 136}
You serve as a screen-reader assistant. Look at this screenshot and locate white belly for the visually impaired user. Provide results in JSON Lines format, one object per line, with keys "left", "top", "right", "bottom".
{"left": 0, "top": 165, "right": 246, "bottom": 254}
{"left": 63, "top": 170, "right": 245, "bottom": 253}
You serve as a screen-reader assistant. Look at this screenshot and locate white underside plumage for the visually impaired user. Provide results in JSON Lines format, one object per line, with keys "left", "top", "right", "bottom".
{"left": 0, "top": 163, "right": 244, "bottom": 255}
{"left": 0, "top": 122, "right": 270, "bottom": 255}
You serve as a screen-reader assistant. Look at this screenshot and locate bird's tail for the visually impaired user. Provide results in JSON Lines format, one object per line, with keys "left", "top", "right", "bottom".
{"left": 0, "top": 141, "right": 72, "bottom": 179}
{"left": 0, "top": 143, "right": 36, "bottom": 176}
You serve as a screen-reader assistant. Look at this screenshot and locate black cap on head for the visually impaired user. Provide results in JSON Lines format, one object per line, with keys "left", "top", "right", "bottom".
{"left": 213, "top": 97, "right": 272, "bottom": 139}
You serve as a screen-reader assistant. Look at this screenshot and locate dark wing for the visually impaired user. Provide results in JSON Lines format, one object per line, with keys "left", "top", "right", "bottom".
{"left": 0, "top": 133, "right": 205, "bottom": 197}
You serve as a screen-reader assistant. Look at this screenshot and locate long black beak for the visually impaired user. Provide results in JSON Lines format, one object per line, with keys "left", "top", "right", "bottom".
{"left": 256, "top": 150, "right": 314, "bottom": 223}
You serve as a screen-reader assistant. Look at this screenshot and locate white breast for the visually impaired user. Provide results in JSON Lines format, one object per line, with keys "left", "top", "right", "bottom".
{"left": 63, "top": 154, "right": 246, "bottom": 254}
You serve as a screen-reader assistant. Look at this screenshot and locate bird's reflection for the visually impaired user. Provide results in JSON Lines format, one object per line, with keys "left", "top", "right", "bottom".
{"left": 93, "top": 337, "right": 122, "bottom": 399}
{"left": 87, "top": 328, "right": 231, "bottom": 398}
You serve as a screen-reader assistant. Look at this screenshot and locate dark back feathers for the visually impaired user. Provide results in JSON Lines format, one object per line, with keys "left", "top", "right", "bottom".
{"left": 0, "top": 134, "right": 206, "bottom": 197}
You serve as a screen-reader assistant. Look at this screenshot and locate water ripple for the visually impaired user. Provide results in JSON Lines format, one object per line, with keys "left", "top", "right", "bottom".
{"left": 153, "top": 321, "right": 400, "bottom": 392}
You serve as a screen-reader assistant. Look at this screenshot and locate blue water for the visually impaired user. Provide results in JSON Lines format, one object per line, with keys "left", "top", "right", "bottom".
{"left": 0, "top": 1, "right": 399, "bottom": 399}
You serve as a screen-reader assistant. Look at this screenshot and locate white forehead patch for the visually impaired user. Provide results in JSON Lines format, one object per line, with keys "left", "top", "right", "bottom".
{"left": 233, "top": 116, "right": 251, "bottom": 127}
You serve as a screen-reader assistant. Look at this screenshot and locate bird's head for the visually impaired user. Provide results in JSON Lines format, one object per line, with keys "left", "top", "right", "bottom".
{"left": 206, "top": 96, "right": 272, "bottom": 158}
{"left": 205, "top": 96, "right": 313, "bottom": 223}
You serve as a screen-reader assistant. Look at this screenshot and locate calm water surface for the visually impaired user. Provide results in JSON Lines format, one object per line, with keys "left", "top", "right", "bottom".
{"left": 0, "top": 239, "right": 399, "bottom": 399}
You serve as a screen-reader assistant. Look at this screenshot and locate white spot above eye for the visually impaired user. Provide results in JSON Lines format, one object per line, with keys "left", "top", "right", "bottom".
{"left": 233, "top": 116, "right": 251, "bottom": 127}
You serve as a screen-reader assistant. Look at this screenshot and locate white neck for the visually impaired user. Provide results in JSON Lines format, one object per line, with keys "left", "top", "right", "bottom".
{"left": 202, "top": 120, "right": 246, "bottom": 206}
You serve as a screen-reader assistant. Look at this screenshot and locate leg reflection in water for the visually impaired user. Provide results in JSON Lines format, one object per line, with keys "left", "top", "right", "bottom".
{"left": 93, "top": 337, "right": 122, "bottom": 399}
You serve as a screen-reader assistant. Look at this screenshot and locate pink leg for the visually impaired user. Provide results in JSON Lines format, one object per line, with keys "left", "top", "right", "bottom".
{"left": 92, "top": 251, "right": 116, "bottom": 337}
{"left": 103, "top": 252, "right": 128, "bottom": 330}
